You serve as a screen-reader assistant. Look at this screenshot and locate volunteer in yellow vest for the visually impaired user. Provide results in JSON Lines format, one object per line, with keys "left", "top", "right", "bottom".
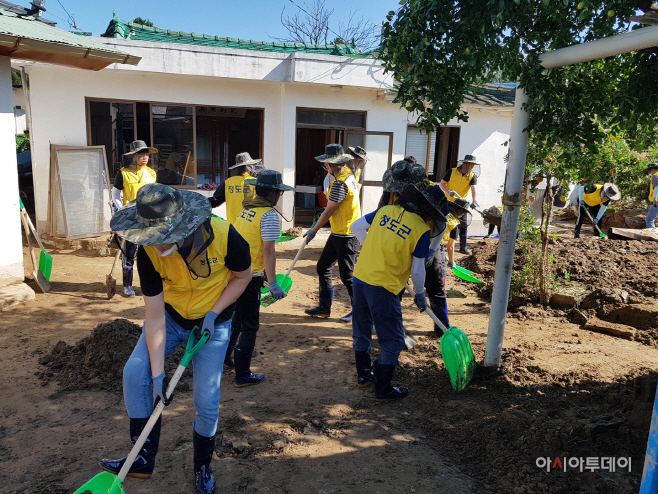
{"left": 304, "top": 144, "right": 361, "bottom": 323}
{"left": 646, "top": 163, "right": 658, "bottom": 228}
{"left": 439, "top": 154, "right": 480, "bottom": 257}
{"left": 112, "top": 140, "right": 158, "bottom": 298}
{"left": 575, "top": 182, "right": 620, "bottom": 238}
{"left": 350, "top": 184, "right": 448, "bottom": 401}
{"left": 227, "top": 170, "right": 294, "bottom": 387}
{"left": 106, "top": 184, "right": 252, "bottom": 494}
{"left": 348, "top": 145, "right": 368, "bottom": 192}
{"left": 209, "top": 152, "right": 265, "bottom": 224}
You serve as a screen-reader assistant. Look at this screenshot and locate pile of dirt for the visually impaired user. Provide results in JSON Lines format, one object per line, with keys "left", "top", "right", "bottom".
{"left": 398, "top": 341, "right": 656, "bottom": 494}
{"left": 282, "top": 226, "right": 303, "bottom": 237}
{"left": 37, "top": 319, "right": 190, "bottom": 392}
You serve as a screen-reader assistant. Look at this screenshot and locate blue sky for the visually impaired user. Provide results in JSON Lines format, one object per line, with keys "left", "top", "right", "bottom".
{"left": 22, "top": 0, "right": 401, "bottom": 41}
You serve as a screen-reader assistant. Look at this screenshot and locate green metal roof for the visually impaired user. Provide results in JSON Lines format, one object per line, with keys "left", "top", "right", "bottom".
{"left": 101, "top": 13, "right": 371, "bottom": 58}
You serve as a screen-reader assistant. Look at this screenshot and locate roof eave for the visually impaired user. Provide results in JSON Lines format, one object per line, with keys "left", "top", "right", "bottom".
{"left": 0, "top": 33, "right": 141, "bottom": 70}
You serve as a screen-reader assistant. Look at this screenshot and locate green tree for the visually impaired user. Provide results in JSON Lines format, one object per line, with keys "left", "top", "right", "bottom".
{"left": 132, "top": 17, "right": 154, "bottom": 27}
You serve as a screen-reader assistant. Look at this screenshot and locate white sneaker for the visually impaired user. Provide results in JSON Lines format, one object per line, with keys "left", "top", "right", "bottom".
{"left": 122, "top": 286, "right": 135, "bottom": 297}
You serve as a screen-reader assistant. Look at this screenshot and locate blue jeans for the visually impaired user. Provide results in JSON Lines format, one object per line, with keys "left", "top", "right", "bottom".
{"left": 352, "top": 280, "right": 405, "bottom": 365}
{"left": 123, "top": 311, "right": 231, "bottom": 437}
{"left": 647, "top": 204, "right": 658, "bottom": 228}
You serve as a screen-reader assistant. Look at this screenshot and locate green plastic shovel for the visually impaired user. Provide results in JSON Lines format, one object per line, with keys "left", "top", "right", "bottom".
{"left": 405, "top": 284, "right": 475, "bottom": 391}
{"left": 260, "top": 239, "right": 308, "bottom": 307}
{"left": 452, "top": 264, "right": 484, "bottom": 284}
{"left": 72, "top": 328, "right": 210, "bottom": 494}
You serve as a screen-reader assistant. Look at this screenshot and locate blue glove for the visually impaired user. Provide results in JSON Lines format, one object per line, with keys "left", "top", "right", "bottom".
{"left": 414, "top": 291, "right": 427, "bottom": 311}
{"left": 470, "top": 201, "right": 479, "bottom": 209}
{"left": 304, "top": 229, "right": 316, "bottom": 243}
{"left": 152, "top": 372, "right": 171, "bottom": 407}
{"left": 269, "top": 281, "right": 287, "bottom": 300}
{"left": 201, "top": 310, "right": 218, "bottom": 339}
{"left": 425, "top": 248, "right": 436, "bottom": 267}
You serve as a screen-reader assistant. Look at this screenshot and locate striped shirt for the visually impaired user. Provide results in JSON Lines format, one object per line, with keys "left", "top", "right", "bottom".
{"left": 328, "top": 181, "right": 348, "bottom": 203}
{"left": 260, "top": 209, "right": 281, "bottom": 242}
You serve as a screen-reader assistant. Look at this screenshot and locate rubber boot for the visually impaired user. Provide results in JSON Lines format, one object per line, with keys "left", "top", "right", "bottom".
{"left": 233, "top": 346, "right": 264, "bottom": 387}
{"left": 373, "top": 360, "right": 408, "bottom": 402}
{"left": 100, "top": 417, "right": 161, "bottom": 478}
{"left": 122, "top": 266, "right": 135, "bottom": 297}
{"left": 193, "top": 430, "right": 216, "bottom": 494}
{"left": 223, "top": 328, "right": 239, "bottom": 371}
{"left": 429, "top": 296, "right": 449, "bottom": 336}
{"left": 458, "top": 234, "right": 470, "bottom": 254}
{"left": 354, "top": 350, "right": 374, "bottom": 388}
{"left": 305, "top": 288, "right": 334, "bottom": 318}
{"left": 574, "top": 227, "right": 581, "bottom": 239}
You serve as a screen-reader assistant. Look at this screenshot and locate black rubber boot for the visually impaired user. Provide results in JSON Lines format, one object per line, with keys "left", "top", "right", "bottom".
{"left": 100, "top": 417, "right": 161, "bottom": 478}
{"left": 193, "top": 430, "right": 216, "bottom": 494}
{"left": 574, "top": 227, "right": 581, "bottom": 239}
{"left": 354, "top": 351, "right": 374, "bottom": 388}
{"left": 458, "top": 224, "right": 470, "bottom": 254}
{"left": 429, "top": 296, "right": 449, "bottom": 336}
{"left": 234, "top": 345, "right": 264, "bottom": 387}
{"left": 373, "top": 360, "right": 408, "bottom": 402}
{"left": 305, "top": 288, "right": 334, "bottom": 318}
{"left": 223, "top": 328, "right": 239, "bottom": 371}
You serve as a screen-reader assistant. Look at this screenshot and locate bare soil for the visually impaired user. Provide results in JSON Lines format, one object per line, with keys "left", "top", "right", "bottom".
{"left": 1, "top": 232, "right": 657, "bottom": 493}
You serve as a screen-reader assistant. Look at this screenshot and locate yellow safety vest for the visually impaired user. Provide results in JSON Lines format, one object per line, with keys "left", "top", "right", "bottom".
{"left": 583, "top": 184, "right": 609, "bottom": 207}
{"left": 120, "top": 165, "right": 157, "bottom": 205}
{"left": 329, "top": 166, "right": 361, "bottom": 235}
{"left": 649, "top": 177, "right": 656, "bottom": 203}
{"left": 143, "top": 217, "right": 234, "bottom": 320}
{"left": 355, "top": 168, "right": 362, "bottom": 184}
{"left": 234, "top": 206, "right": 273, "bottom": 275}
{"left": 225, "top": 174, "right": 256, "bottom": 225}
{"left": 353, "top": 205, "right": 429, "bottom": 295}
{"left": 445, "top": 168, "right": 474, "bottom": 202}
{"left": 441, "top": 213, "right": 460, "bottom": 245}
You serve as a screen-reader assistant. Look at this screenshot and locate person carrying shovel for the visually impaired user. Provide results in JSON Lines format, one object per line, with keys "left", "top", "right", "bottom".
{"left": 304, "top": 144, "right": 360, "bottom": 323}
{"left": 349, "top": 184, "right": 448, "bottom": 401}
{"left": 225, "top": 170, "right": 295, "bottom": 387}
{"left": 112, "top": 140, "right": 158, "bottom": 298}
{"left": 209, "top": 152, "right": 265, "bottom": 224}
{"left": 574, "top": 182, "right": 621, "bottom": 238}
{"left": 104, "top": 183, "right": 252, "bottom": 494}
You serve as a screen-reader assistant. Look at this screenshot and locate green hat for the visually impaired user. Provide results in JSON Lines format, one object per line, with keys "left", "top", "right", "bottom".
{"left": 123, "top": 140, "right": 158, "bottom": 156}
{"left": 315, "top": 144, "right": 351, "bottom": 164}
{"left": 110, "top": 184, "right": 212, "bottom": 246}
{"left": 348, "top": 146, "right": 369, "bottom": 161}
{"left": 602, "top": 182, "right": 621, "bottom": 201}
{"left": 245, "top": 169, "right": 295, "bottom": 192}
{"left": 382, "top": 160, "right": 427, "bottom": 193}
{"left": 229, "top": 152, "right": 262, "bottom": 170}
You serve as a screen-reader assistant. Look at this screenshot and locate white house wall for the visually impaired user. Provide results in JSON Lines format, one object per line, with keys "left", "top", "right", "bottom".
{"left": 26, "top": 48, "right": 512, "bottom": 234}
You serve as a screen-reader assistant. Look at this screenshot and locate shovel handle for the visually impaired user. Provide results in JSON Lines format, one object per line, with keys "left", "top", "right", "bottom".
{"left": 285, "top": 239, "right": 308, "bottom": 278}
{"left": 181, "top": 327, "right": 211, "bottom": 367}
{"left": 404, "top": 284, "right": 449, "bottom": 333}
{"left": 582, "top": 205, "right": 605, "bottom": 236}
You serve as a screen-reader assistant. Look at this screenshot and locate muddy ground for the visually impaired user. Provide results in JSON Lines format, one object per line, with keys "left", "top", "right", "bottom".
{"left": 1, "top": 231, "right": 658, "bottom": 493}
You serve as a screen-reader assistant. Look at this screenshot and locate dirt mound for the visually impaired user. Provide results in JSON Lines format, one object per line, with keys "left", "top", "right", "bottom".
{"left": 282, "top": 226, "right": 303, "bottom": 237}
{"left": 398, "top": 342, "right": 657, "bottom": 494}
{"left": 38, "top": 319, "right": 191, "bottom": 392}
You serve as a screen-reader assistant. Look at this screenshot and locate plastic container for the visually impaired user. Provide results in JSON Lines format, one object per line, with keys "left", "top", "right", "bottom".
{"left": 295, "top": 192, "right": 316, "bottom": 209}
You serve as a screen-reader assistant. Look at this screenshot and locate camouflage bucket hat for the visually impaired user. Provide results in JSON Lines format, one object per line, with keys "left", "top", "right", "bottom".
{"left": 602, "top": 182, "right": 621, "bottom": 201}
{"left": 245, "top": 169, "right": 295, "bottom": 192}
{"left": 110, "top": 184, "right": 212, "bottom": 246}
{"left": 229, "top": 152, "right": 262, "bottom": 170}
{"left": 315, "top": 144, "right": 351, "bottom": 164}
{"left": 448, "top": 197, "right": 470, "bottom": 219}
{"left": 123, "top": 140, "right": 158, "bottom": 156}
{"left": 383, "top": 160, "right": 427, "bottom": 193}
{"left": 398, "top": 184, "right": 448, "bottom": 223}
{"left": 348, "top": 146, "right": 369, "bottom": 162}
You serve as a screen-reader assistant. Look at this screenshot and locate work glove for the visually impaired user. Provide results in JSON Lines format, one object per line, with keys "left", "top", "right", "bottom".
{"left": 653, "top": 200, "right": 658, "bottom": 208}
{"left": 152, "top": 372, "right": 172, "bottom": 407}
{"left": 448, "top": 190, "right": 458, "bottom": 198}
{"left": 424, "top": 248, "right": 436, "bottom": 267}
{"left": 201, "top": 310, "right": 218, "bottom": 339}
{"left": 304, "top": 229, "right": 316, "bottom": 243}
{"left": 269, "top": 281, "right": 287, "bottom": 300}
{"left": 470, "top": 201, "right": 479, "bottom": 209}
{"left": 414, "top": 291, "right": 428, "bottom": 312}
{"left": 592, "top": 218, "right": 600, "bottom": 227}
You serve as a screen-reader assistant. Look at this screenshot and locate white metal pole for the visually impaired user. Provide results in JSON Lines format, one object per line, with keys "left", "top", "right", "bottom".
{"left": 484, "top": 85, "right": 529, "bottom": 367}
{"left": 540, "top": 25, "right": 658, "bottom": 69}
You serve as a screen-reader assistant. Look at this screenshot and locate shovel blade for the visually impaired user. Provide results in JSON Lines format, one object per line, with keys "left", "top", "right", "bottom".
{"left": 106, "top": 274, "right": 117, "bottom": 300}
{"left": 440, "top": 326, "right": 476, "bottom": 391}
{"left": 39, "top": 249, "right": 53, "bottom": 281}
{"left": 260, "top": 274, "right": 293, "bottom": 307}
{"left": 72, "top": 471, "right": 125, "bottom": 494}
{"left": 452, "top": 265, "right": 484, "bottom": 284}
